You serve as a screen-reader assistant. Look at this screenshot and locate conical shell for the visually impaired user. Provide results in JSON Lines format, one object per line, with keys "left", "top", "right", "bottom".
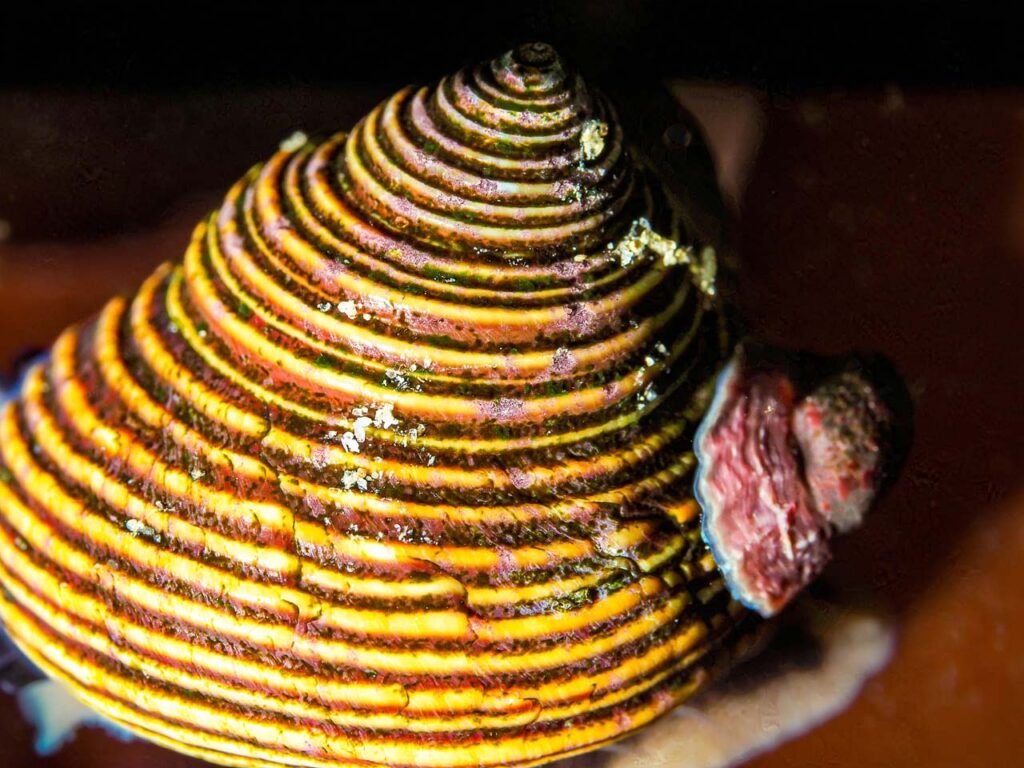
{"left": 0, "top": 44, "right": 746, "bottom": 768}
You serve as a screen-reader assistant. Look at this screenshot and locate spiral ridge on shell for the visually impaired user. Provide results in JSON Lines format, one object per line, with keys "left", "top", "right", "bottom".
{"left": 0, "top": 44, "right": 747, "bottom": 768}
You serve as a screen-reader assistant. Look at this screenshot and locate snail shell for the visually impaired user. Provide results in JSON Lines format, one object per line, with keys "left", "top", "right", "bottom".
{"left": 0, "top": 44, "right": 760, "bottom": 768}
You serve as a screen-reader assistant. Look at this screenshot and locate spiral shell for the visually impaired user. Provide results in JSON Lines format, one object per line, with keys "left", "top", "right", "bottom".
{"left": 0, "top": 44, "right": 745, "bottom": 768}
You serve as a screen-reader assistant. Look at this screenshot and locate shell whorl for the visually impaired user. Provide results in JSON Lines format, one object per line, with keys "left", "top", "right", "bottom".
{"left": 346, "top": 43, "right": 634, "bottom": 258}
{"left": 0, "top": 45, "right": 743, "bottom": 768}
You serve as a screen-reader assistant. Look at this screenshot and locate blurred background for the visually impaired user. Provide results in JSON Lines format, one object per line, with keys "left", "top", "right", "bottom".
{"left": 1, "top": 3, "right": 1023, "bottom": 766}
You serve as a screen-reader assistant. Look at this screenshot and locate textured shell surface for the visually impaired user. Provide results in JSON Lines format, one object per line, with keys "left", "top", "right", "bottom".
{"left": 0, "top": 44, "right": 753, "bottom": 768}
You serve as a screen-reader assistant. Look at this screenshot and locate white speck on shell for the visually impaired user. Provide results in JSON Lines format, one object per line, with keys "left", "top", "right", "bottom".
{"left": 607, "top": 218, "right": 716, "bottom": 296}
{"left": 125, "top": 518, "right": 160, "bottom": 543}
{"left": 579, "top": 119, "right": 609, "bottom": 163}
{"left": 279, "top": 131, "right": 309, "bottom": 153}
{"left": 373, "top": 403, "right": 398, "bottom": 430}
{"left": 352, "top": 416, "right": 373, "bottom": 443}
{"left": 336, "top": 300, "right": 359, "bottom": 319}
{"left": 340, "top": 432, "right": 361, "bottom": 454}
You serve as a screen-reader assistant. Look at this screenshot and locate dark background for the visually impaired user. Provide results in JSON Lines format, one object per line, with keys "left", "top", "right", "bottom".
{"left": 1, "top": 3, "right": 1021, "bottom": 91}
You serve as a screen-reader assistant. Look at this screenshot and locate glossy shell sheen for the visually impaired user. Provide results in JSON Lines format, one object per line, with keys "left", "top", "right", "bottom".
{"left": 0, "top": 45, "right": 747, "bottom": 767}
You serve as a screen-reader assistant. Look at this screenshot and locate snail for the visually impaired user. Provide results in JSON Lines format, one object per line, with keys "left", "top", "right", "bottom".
{"left": 0, "top": 43, "right": 910, "bottom": 768}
